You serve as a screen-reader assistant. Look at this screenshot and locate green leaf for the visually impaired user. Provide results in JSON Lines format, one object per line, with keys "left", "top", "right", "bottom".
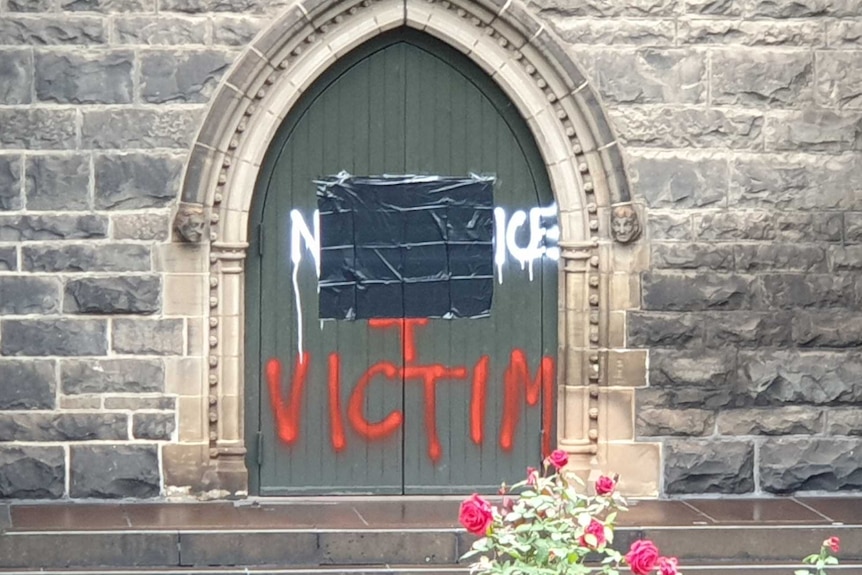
{"left": 794, "top": 570, "right": 812, "bottom": 575}
{"left": 824, "top": 556, "right": 839, "bottom": 565}
{"left": 584, "top": 533, "right": 598, "bottom": 548}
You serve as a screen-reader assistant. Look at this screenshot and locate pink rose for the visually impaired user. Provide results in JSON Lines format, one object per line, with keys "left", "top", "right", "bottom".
{"left": 625, "top": 540, "right": 660, "bottom": 575}
{"left": 578, "top": 518, "right": 607, "bottom": 550}
{"left": 824, "top": 536, "right": 840, "bottom": 553}
{"left": 526, "top": 466, "right": 538, "bottom": 486}
{"left": 595, "top": 474, "right": 616, "bottom": 496}
{"left": 459, "top": 493, "right": 493, "bottom": 535}
{"left": 657, "top": 556, "right": 679, "bottom": 575}
{"left": 546, "top": 449, "right": 568, "bottom": 470}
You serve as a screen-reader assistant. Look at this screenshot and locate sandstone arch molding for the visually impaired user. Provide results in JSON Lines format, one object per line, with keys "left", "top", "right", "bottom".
{"left": 168, "top": 0, "right": 657, "bottom": 497}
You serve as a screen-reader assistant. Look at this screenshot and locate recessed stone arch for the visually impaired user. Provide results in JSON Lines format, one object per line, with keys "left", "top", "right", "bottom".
{"left": 168, "top": 0, "right": 658, "bottom": 497}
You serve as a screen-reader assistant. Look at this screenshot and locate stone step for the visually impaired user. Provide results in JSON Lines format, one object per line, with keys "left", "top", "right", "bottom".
{"left": 1, "top": 565, "right": 862, "bottom": 575}
{"left": 0, "top": 525, "right": 859, "bottom": 569}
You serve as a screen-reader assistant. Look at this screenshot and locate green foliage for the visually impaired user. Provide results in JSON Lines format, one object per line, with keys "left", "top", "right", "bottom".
{"left": 461, "top": 467, "right": 626, "bottom": 575}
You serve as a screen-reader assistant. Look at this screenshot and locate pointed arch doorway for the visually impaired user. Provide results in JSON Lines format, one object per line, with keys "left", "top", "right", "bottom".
{"left": 247, "top": 29, "right": 558, "bottom": 495}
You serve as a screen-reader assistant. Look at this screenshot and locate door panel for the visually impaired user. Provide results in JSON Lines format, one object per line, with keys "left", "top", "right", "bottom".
{"left": 249, "top": 30, "right": 557, "bottom": 495}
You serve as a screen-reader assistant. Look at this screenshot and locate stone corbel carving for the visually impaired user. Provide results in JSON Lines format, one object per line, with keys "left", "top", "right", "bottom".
{"left": 610, "top": 204, "right": 641, "bottom": 244}
{"left": 174, "top": 203, "right": 207, "bottom": 243}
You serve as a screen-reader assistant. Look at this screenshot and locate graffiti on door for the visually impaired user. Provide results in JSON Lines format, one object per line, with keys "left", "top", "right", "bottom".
{"left": 266, "top": 318, "right": 554, "bottom": 463}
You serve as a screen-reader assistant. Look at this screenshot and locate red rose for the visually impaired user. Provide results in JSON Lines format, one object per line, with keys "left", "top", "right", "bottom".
{"left": 546, "top": 449, "right": 568, "bottom": 470}
{"left": 459, "top": 493, "right": 493, "bottom": 535}
{"left": 595, "top": 474, "right": 616, "bottom": 496}
{"left": 579, "top": 518, "right": 607, "bottom": 550}
{"left": 526, "top": 466, "right": 538, "bottom": 486}
{"left": 824, "top": 536, "right": 840, "bottom": 553}
{"left": 625, "top": 540, "right": 660, "bottom": 575}
{"left": 657, "top": 556, "right": 679, "bottom": 575}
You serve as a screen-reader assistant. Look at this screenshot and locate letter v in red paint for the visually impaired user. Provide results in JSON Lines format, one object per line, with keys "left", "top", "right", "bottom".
{"left": 265, "top": 354, "right": 309, "bottom": 444}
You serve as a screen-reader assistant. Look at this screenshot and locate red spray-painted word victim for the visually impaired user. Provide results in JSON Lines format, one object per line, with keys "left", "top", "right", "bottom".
{"left": 266, "top": 319, "right": 555, "bottom": 463}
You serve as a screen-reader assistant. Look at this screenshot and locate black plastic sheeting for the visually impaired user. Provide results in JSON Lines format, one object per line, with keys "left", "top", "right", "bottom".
{"left": 316, "top": 173, "right": 495, "bottom": 320}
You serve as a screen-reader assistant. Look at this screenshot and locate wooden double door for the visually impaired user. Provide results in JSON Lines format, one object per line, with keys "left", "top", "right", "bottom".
{"left": 247, "top": 29, "right": 558, "bottom": 495}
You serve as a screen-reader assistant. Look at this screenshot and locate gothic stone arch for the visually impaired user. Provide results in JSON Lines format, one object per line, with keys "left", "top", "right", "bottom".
{"left": 166, "top": 0, "right": 659, "bottom": 497}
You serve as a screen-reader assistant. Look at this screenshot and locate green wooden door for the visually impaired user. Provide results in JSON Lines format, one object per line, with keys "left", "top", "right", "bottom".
{"left": 247, "top": 30, "right": 557, "bottom": 495}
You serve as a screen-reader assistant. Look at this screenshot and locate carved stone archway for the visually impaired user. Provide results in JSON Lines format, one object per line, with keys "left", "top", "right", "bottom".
{"left": 167, "top": 0, "right": 658, "bottom": 497}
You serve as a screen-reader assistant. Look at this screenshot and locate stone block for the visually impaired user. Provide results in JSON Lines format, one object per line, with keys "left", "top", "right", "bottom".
{"left": 642, "top": 271, "right": 759, "bottom": 310}
{"left": 212, "top": 15, "right": 267, "bottom": 45}
{"left": 0, "top": 359, "right": 56, "bottom": 409}
{"left": 112, "top": 318, "right": 183, "bottom": 354}
{"left": 133, "top": 412, "right": 175, "bottom": 440}
{"left": 0, "top": 247, "right": 16, "bottom": 271}
{"left": 845, "top": 213, "right": 862, "bottom": 243}
{"left": 0, "top": 16, "right": 106, "bottom": 45}
{"left": 140, "top": 49, "right": 233, "bottom": 103}
{"left": 627, "top": 311, "right": 703, "bottom": 348}
{"left": 70, "top": 444, "right": 160, "bottom": 498}
{"left": 759, "top": 273, "right": 856, "bottom": 309}
{"left": 630, "top": 151, "right": 727, "bottom": 208}
{"left": 82, "top": 107, "right": 203, "bottom": 149}
{"left": 23, "top": 244, "right": 151, "bottom": 272}
{"left": 766, "top": 110, "right": 862, "bottom": 152}
{"left": 24, "top": 154, "right": 90, "bottom": 210}
{"left": 775, "top": 212, "right": 843, "bottom": 242}
{"left": 730, "top": 153, "right": 862, "bottom": 210}
{"left": 645, "top": 349, "right": 737, "bottom": 409}
{"left": 712, "top": 50, "right": 813, "bottom": 107}
{"left": 694, "top": 211, "right": 775, "bottom": 240}
{"left": 158, "top": 0, "right": 290, "bottom": 12}
{"left": 0, "top": 532, "right": 179, "bottom": 568}
{"left": 679, "top": 20, "right": 823, "bottom": 46}
{"left": 115, "top": 15, "right": 206, "bottom": 45}
{"left": 2, "top": 319, "right": 107, "bottom": 356}
{"left": 62, "top": 358, "right": 164, "bottom": 394}
{"left": 734, "top": 243, "right": 827, "bottom": 272}
{"left": 179, "top": 532, "right": 320, "bottom": 566}
{"left": 717, "top": 407, "right": 823, "bottom": 435}
{"left": 105, "top": 396, "right": 175, "bottom": 410}
{"left": 550, "top": 18, "right": 674, "bottom": 45}
{"left": 65, "top": 276, "right": 160, "bottom": 315}
{"left": 530, "top": 0, "right": 680, "bottom": 17}
{"left": 827, "top": 409, "right": 862, "bottom": 435}
{"left": 703, "top": 311, "right": 793, "bottom": 347}
{"left": 0, "top": 412, "right": 128, "bottom": 441}
{"left": 664, "top": 440, "right": 754, "bottom": 494}
{"left": 0, "top": 276, "right": 61, "bottom": 314}
{"left": 651, "top": 242, "right": 734, "bottom": 270}
{"left": 831, "top": 245, "right": 862, "bottom": 270}
{"left": 738, "top": 350, "right": 862, "bottom": 406}
{"left": 113, "top": 213, "right": 170, "bottom": 240}
{"left": 760, "top": 438, "right": 862, "bottom": 493}
{"left": 748, "top": 0, "right": 862, "bottom": 16}
{"left": 7, "top": 0, "right": 53, "bottom": 9}
{"left": 0, "top": 109, "right": 77, "bottom": 149}
{"left": 0, "top": 49, "right": 32, "bottom": 104}
{"left": 0, "top": 446, "right": 64, "bottom": 499}
{"left": 94, "top": 153, "right": 183, "bottom": 209}
{"left": 35, "top": 50, "right": 133, "bottom": 104}
{"left": 59, "top": 0, "right": 156, "bottom": 10}
{"left": 792, "top": 311, "right": 862, "bottom": 348}
{"left": 611, "top": 107, "right": 763, "bottom": 149}
{"left": 637, "top": 408, "right": 714, "bottom": 436}
{"left": 0, "top": 215, "right": 107, "bottom": 241}
{"left": 61, "top": 396, "right": 101, "bottom": 409}
{"left": 684, "top": 0, "right": 742, "bottom": 14}
{"left": 827, "top": 21, "right": 862, "bottom": 48}
{"left": 0, "top": 156, "right": 21, "bottom": 211}
{"left": 647, "top": 212, "right": 692, "bottom": 240}
{"left": 592, "top": 48, "right": 705, "bottom": 104}
{"left": 320, "top": 531, "right": 459, "bottom": 565}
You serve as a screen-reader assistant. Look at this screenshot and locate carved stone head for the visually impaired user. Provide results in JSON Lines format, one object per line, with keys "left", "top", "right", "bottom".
{"left": 610, "top": 204, "right": 641, "bottom": 244}
{"left": 174, "top": 204, "right": 207, "bottom": 243}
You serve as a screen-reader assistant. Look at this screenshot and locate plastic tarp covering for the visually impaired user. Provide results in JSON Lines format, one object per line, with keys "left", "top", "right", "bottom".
{"left": 316, "top": 173, "right": 495, "bottom": 320}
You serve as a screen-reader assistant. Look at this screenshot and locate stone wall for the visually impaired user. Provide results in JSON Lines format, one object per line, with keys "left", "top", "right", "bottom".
{"left": 528, "top": 0, "right": 862, "bottom": 494}
{"left": 0, "top": 0, "right": 860, "bottom": 498}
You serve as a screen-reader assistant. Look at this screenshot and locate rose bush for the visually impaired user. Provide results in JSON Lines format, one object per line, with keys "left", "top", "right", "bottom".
{"left": 459, "top": 450, "right": 842, "bottom": 575}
